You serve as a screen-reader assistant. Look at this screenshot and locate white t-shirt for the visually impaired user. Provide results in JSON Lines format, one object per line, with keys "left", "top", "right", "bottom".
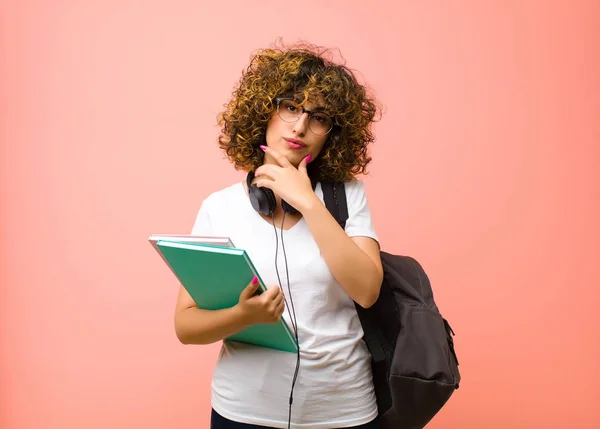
{"left": 191, "top": 179, "right": 379, "bottom": 429}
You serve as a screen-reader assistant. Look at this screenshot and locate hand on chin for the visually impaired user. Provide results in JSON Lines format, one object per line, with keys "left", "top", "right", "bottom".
{"left": 255, "top": 146, "right": 314, "bottom": 212}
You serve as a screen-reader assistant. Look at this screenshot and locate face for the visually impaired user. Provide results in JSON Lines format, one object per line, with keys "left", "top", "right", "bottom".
{"left": 264, "top": 97, "right": 331, "bottom": 167}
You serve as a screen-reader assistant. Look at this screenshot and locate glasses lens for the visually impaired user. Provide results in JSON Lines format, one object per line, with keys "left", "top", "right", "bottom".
{"left": 308, "top": 113, "right": 333, "bottom": 136}
{"left": 277, "top": 99, "right": 333, "bottom": 135}
{"left": 278, "top": 100, "right": 300, "bottom": 122}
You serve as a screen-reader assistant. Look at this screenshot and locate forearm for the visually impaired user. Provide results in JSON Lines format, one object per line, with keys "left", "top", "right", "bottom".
{"left": 301, "top": 197, "right": 383, "bottom": 308}
{"left": 174, "top": 305, "right": 250, "bottom": 345}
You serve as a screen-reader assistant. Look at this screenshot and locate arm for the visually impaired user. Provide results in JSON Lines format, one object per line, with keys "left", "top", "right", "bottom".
{"left": 176, "top": 198, "right": 262, "bottom": 345}
{"left": 302, "top": 198, "right": 383, "bottom": 308}
{"left": 174, "top": 286, "right": 251, "bottom": 345}
{"left": 254, "top": 148, "right": 383, "bottom": 308}
{"left": 174, "top": 279, "right": 285, "bottom": 345}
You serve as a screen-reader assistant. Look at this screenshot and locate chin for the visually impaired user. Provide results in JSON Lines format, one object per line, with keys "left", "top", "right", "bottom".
{"left": 288, "top": 152, "right": 306, "bottom": 165}
{"left": 279, "top": 146, "right": 304, "bottom": 161}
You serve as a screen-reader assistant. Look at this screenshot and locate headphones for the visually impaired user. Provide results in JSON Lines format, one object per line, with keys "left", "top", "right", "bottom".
{"left": 246, "top": 170, "right": 317, "bottom": 216}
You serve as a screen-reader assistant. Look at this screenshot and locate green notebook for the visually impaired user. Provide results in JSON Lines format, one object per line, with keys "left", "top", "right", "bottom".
{"left": 155, "top": 240, "right": 298, "bottom": 353}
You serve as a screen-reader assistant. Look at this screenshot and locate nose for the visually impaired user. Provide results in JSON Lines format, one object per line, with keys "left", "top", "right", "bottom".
{"left": 292, "top": 112, "right": 309, "bottom": 136}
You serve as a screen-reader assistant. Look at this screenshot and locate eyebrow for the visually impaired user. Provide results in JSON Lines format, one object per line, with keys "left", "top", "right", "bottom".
{"left": 289, "top": 99, "right": 325, "bottom": 111}
{"left": 285, "top": 96, "right": 330, "bottom": 115}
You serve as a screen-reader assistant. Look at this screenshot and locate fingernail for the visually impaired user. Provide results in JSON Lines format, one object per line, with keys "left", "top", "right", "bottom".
{"left": 252, "top": 276, "right": 258, "bottom": 284}
{"left": 260, "top": 145, "right": 267, "bottom": 151}
{"left": 305, "top": 154, "right": 311, "bottom": 162}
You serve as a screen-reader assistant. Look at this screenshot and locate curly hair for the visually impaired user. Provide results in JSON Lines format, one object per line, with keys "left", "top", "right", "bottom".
{"left": 217, "top": 42, "right": 382, "bottom": 182}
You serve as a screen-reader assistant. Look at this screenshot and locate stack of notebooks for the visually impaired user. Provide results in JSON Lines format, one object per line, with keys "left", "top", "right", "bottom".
{"left": 149, "top": 234, "right": 298, "bottom": 353}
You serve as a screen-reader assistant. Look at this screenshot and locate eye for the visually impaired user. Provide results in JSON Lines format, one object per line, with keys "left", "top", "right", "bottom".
{"left": 312, "top": 114, "right": 329, "bottom": 124}
{"left": 281, "top": 100, "right": 299, "bottom": 113}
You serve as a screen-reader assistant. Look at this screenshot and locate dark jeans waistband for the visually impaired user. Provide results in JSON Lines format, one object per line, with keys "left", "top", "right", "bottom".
{"left": 210, "top": 409, "right": 380, "bottom": 429}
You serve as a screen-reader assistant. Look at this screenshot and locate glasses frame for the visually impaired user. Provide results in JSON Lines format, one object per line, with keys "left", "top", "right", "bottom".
{"left": 275, "top": 97, "right": 334, "bottom": 136}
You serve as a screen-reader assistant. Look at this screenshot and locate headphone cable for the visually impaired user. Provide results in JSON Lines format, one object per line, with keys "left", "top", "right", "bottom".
{"left": 271, "top": 213, "right": 297, "bottom": 334}
{"left": 281, "top": 212, "right": 301, "bottom": 429}
{"left": 271, "top": 211, "right": 300, "bottom": 429}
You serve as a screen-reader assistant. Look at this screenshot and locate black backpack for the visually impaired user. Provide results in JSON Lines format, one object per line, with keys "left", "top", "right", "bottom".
{"left": 321, "top": 182, "right": 461, "bottom": 429}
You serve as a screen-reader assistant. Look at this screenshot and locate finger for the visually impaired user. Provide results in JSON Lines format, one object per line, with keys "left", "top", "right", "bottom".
{"left": 254, "top": 178, "right": 274, "bottom": 190}
{"left": 263, "top": 284, "right": 281, "bottom": 300}
{"left": 297, "top": 153, "right": 311, "bottom": 175}
{"left": 254, "top": 164, "right": 280, "bottom": 180}
{"left": 261, "top": 145, "right": 292, "bottom": 168}
{"left": 276, "top": 299, "right": 285, "bottom": 317}
{"left": 240, "top": 276, "right": 260, "bottom": 301}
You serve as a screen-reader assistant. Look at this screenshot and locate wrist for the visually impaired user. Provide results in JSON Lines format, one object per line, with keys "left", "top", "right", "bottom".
{"left": 298, "top": 193, "right": 321, "bottom": 214}
{"left": 232, "top": 304, "right": 254, "bottom": 328}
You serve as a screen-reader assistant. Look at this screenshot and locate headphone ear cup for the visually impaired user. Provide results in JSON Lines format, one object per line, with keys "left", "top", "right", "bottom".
{"left": 281, "top": 200, "right": 299, "bottom": 215}
{"left": 249, "top": 184, "right": 277, "bottom": 216}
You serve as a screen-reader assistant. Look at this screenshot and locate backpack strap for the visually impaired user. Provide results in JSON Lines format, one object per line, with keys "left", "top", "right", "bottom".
{"left": 321, "top": 181, "right": 348, "bottom": 229}
{"left": 321, "top": 181, "right": 386, "bottom": 364}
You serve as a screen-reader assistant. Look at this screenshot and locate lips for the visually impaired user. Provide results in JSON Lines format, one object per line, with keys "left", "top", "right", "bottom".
{"left": 284, "top": 137, "right": 306, "bottom": 149}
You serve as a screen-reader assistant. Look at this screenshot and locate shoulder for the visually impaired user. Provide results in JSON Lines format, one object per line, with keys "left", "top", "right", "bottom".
{"left": 190, "top": 181, "right": 244, "bottom": 234}
{"left": 330, "top": 177, "right": 378, "bottom": 240}
{"left": 341, "top": 178, "right": 371, "bottom": 208}
{"left": 318, "top": 177, "right": 371, "bottom": 213}
{"left": 343, "top": 177, "right": 367, "bottom": 194}
{"left": 192, "top": 182, "right": 244, "bottom": 224}
{"left": 198, "top": 181, "right": 244, "bottom": 211}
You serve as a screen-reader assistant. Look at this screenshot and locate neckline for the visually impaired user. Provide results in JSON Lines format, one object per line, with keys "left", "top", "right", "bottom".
{"left": 237, "top": 181, "right": 306, "bottom": 233}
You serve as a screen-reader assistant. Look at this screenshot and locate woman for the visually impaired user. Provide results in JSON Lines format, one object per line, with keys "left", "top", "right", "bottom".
{"left": 174, "top": 43, "right": 384, "bottom": 429}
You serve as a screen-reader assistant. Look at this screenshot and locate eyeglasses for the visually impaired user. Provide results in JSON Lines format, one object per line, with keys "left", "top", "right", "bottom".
{"left": 275, "top": 98, "right": 334, "bottom": 136}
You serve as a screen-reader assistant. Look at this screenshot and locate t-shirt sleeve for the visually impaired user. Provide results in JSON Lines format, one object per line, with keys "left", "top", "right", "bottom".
{"left": 190, "top": 196, "right": 213, "bottom": 235}
{"left": 343, "top": 179, "right": 379, "bottom": 243}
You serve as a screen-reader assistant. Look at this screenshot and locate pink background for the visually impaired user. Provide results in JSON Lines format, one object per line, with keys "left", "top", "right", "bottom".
{"left": 1, "top": 1, "right": 599, "bottom": 428}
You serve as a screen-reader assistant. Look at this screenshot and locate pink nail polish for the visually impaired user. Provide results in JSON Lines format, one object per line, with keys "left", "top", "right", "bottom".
{"left": 252, "top": 276, "right": 258, "bottom": 284}
{"left": 306, "top": 154, "right": 311, "bottom": 162}
{"left": 260, "top": 145, "right": 267, "bottom": 151}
